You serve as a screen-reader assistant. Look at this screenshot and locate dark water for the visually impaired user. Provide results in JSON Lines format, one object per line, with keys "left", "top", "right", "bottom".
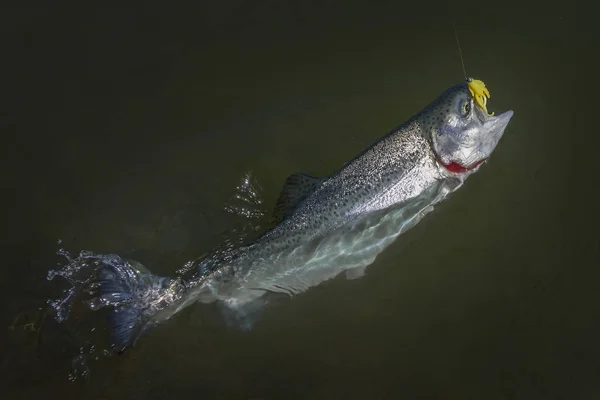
{"left": 2, "top": 2, "right": 597, "bottom": 399}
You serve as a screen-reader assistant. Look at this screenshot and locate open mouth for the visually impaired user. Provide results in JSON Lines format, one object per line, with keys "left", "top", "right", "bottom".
{"left": 438, "top": 158, "right": 486, "bottom": 174}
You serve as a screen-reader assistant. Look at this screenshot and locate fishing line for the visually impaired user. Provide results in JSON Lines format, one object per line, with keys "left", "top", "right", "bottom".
{"left": 452, "top": 22, "right": 470, "bottom": 82}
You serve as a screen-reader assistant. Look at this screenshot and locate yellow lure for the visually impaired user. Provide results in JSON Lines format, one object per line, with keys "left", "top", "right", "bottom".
{"left": 467, "top": 78, "right": 494, "bottom": 116}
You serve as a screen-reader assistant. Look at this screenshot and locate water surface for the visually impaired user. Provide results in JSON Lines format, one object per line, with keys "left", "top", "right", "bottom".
{"left": 2, "top": 3, "right": 597, "bottom": 399}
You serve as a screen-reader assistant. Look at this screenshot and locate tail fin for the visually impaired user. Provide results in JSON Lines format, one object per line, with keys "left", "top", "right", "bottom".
{"left": 93, "top": 256, "right": 185, "bottom": 354}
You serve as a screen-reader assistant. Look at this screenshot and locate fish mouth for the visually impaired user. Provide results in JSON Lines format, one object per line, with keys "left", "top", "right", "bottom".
{"left": 438, "top": 158, "right": 486, "bottom": 174}
{"left": 483, "top": 109, "right": 514, "bottom": 136}
{"left": 438, "top": 109, "right": 514, "bottom": 174}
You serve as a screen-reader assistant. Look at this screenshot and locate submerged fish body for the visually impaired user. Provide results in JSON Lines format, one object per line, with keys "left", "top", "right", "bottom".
{"left": 57, "top": 80, "right": 513, "bottom": 352}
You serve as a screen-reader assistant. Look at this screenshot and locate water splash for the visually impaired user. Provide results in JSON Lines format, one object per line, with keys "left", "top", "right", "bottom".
{"left": 175, "top": 259, "right": 197, "bottom": 276}
{"left": 68, "top": 352, "right": 89, "bottom": 382}
{"left": 177, "top": 170, "right": 267, "bottom": 277}
{"left": 47, "top": 171, "right": 267, "bottom": 319}
{"left": 223, "top": 169, "right": 265, "bottom": 224}
{"left": 43, "top": 169, "right": 269, "bottom": 380}
{"left": 46, "top": 249, "right": 156, "bottom": 381}
{"left": 47, "top": 250, "right": 132, "bottom": 322}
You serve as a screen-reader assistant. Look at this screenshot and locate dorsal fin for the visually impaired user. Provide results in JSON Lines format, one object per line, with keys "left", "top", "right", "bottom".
{"left": 271, "top": 173, "right": 323, "bottom": 223}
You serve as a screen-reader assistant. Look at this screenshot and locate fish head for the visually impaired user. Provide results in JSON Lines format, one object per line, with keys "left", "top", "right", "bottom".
{"left": 420, "top": 81, "right": 514, "bottom": 174}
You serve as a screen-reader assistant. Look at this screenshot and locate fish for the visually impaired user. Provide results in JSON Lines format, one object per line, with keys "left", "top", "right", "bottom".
{"left": 56, "top": 79, "right": 513, "bottom": 354}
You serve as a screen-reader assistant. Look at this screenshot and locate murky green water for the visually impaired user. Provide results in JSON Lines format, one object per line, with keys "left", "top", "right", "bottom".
{"left": 2, "top": 3, "right": 597, "bottom": 399}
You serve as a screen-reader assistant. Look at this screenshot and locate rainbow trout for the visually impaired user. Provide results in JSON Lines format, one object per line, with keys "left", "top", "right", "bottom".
{"left": 51, "top": 79, "right": 513, "bottom": 353}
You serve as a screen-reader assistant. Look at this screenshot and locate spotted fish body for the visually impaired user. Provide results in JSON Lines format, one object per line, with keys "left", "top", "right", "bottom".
{"left": 87, "top": 81, "right": 514, "bottom": 352}
{"left": 204, "top": 123, "right": 441, "bottom": 299}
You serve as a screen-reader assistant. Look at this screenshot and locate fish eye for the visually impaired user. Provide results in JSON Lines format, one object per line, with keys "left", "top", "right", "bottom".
{"left": 461, "top": 98, "right": 471, "bottom": 117}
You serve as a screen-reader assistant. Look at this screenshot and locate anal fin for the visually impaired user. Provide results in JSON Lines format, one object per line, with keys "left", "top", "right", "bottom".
{"left": 345, "top": 266, "right": 366, "bottom": 280}
{"left": 218, "top": 297, "right": 267, "bottom": 332}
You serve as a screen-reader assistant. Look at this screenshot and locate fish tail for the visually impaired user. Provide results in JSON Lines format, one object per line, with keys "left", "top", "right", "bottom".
{"left": 94, "top": 257, "right": 186, "bottom": 354}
